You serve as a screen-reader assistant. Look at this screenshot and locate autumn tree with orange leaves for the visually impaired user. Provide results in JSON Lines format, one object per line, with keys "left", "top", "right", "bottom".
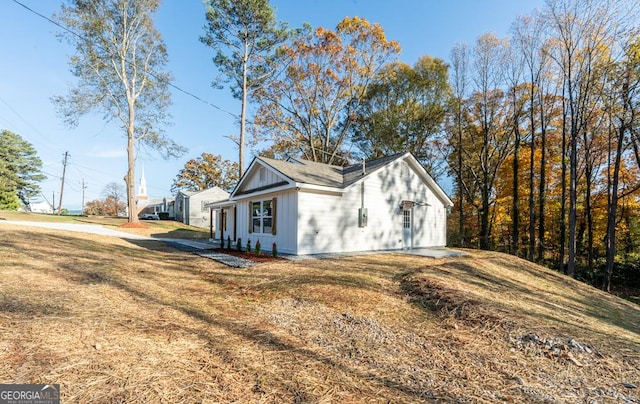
{"left": 252, "top": 17, "right": 401, "bottom": 165}
{"left": 171, "top": 153, "right": 239, "bottom": 193}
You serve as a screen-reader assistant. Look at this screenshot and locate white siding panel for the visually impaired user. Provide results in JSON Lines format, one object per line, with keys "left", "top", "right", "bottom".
{"left": 188, "top": 193, "right": 211, "bottom": 228}
{"left": 234, "top": 189, "right": 298, "bottom": 255}
{"left": 296, "top": 159, "right": 447, "bottom": 254}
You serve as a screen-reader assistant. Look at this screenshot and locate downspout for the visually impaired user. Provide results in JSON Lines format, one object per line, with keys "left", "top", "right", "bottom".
{"left": 361, "top": 158, "right": 366, "bottom": 209}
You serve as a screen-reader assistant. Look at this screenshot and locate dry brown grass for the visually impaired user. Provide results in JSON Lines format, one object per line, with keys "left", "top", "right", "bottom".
{"left": 0, "top": 210, "right": 210, "bottom": 239}
{"left": 1, "top": 224, "right": 639, "bottom": 403}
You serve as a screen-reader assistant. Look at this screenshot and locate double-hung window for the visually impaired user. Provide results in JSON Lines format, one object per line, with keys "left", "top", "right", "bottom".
{"left": 251, "top": 200, "right": 272, "bottom": 234}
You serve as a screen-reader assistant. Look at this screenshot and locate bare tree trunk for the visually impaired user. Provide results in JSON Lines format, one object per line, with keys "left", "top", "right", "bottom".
{"left": 481, "top": 135, "right": 490, "bottom": 250}
{"left": 239, "top": 43, "right": 249, "bottom": 178}
{"left": 606, "top": 125, "right": 623, "bottom": 292}
{"left": 559, "top": 93, "right": 568, "bottom": 273}
{"left": 537, "top": 95, "right": 547, "bottom": 263}
{"left": 606, "top": 70, "right": 633, "bottom": 291}
{"left": 127, "top": 120, "right": 138, "bottom": 223}
{"left": 512, "top": 94, "right": 521, "bottom": 256}
{"left": 528, "top": 95, "right": 536, "bottom": 261}
{"left": 583, "top": 140, "right": 594, "bottom": 275}
{"left": 450, "top": 44, "right": 468, "bottom": 249}
{"left": 568, "top": 117, "right": 578, "bottom": 278}
{"left": 458, "top": 123, "right": 465, "bottom": 248}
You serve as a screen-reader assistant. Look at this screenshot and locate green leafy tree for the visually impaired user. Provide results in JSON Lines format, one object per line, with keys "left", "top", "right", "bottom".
{"left": 0, "top": 130, "right": 46, "bottom": 210}
{"left": 53, "top": 0, "right": 186, "bottom": 224}
{"left": 201, "top": 0, "right": 290, "bottom": 177}
{"left": 172, "top": 153, "right": 239, "bottom": 193}
{"left": 253, "top": 17, "right": 401, "bottom": 165}
{"left": 352, "top": 56, "right": 450, "bottom": 178}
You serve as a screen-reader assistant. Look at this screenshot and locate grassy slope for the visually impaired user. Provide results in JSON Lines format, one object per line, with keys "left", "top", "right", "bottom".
{"left": 0, "top": 223, "right": 639, "bottom": 402}
{"left": 0, "top": 210, "right": 210, "bottom": 239}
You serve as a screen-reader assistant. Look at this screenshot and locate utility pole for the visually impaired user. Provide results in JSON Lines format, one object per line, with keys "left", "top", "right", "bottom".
{"left": 81, "top": 178, "right": 87, "bottom": 215}
{"left": 57, "top": 151, "right": 69, "bottom": 215}
{"left": 52, "top": 191, "right": 55, "bottom": 213}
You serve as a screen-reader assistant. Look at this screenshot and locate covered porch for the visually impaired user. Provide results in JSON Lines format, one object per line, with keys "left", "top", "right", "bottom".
{"left": 205, "top": 200, "right": 237, "bottom": 243}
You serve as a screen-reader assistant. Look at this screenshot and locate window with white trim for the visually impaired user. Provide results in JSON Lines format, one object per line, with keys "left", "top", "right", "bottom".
{"left": 403, "top": 210, "right": 411, "bottom": 229}
{"left": 252, "top": 200, "right": 272, "bottom": 233}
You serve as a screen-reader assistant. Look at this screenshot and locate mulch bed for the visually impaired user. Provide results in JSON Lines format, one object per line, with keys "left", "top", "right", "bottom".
{"left": 213, "top": 248, "right": 287, "bottom": 263}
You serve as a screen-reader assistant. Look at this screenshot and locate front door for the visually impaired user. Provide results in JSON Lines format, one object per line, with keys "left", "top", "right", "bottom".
{"left": 402, "top": 208, "right": 412, "bottom": 249}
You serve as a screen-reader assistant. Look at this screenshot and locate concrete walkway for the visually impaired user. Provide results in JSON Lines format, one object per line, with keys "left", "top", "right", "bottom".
{"left": 287, "top": 247, "right": 466, "bottom": 261}
{"left": 1, "top": 220, "right": 465, "bottom": 267}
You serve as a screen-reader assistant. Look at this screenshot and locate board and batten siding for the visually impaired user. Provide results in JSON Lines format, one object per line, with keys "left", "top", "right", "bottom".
{"left": 296, "top": 159, "right": 448, "bottom": 254}
{"left": 234, "top": 189, "right": 298, "bottom": 255}
{"left": 243, "top": 166, "right": 285, "bottom": 190}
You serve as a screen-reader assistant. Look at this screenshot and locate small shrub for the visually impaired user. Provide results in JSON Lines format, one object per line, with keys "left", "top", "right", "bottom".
{"left": 237, "top": 238, "right": 242, "bottom": 252}
{"left": 272, "top": 242, "right": 278, "bottom": 258}
{"left": 246, "top": 239, "right": 251, "bottom": 253}
{"left": 256, "top": 240, "right": 261, "bottom": 255}
{"left": 226, "top": 236, "right": 231, "bottom": 250}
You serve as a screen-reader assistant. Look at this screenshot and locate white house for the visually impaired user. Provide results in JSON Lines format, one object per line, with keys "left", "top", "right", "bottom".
{"left": 28, "top": 200, "right": 54, "bottom": 214}
{"left": 208, "top": 153, "right": 453, "bottom": 255}
{"left": 175, "top": 187, "right": 230, "bottom": 228}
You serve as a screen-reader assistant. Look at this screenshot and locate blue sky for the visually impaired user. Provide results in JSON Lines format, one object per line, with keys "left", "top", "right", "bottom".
{"left": 1, "top": 0, "right": 544, "bottom": 210}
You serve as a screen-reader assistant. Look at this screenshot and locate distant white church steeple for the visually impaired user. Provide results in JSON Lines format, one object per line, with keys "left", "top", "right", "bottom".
{"left": 136, "top": 166, "right": 148, "bottom": 205}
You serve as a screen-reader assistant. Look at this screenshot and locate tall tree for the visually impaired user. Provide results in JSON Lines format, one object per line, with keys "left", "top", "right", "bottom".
{"left": 172, "top": 153, "right": 239, "bottom": 193}
{"left": 201, "top": 0, "right": 289, "bottom": 177}
{"left": 253, "top": 17, "right": 401, "bottom": 165}
{"left": 502, "top": 37, "right": 526, "bottom": 256}
{"left": 604, "top": 37, "right": 640, "bottom": 291}
{"left": 0, "top": 130, "right": 46, "bottom": 210}
{"left": 471, "top": 33, "right": 510, "bottom": 250}
{"left": 448, "top": 43, "right": 470, "bottom": 248}
{"left": 352, "top": 56, "right": 450, "bottom": 177}
{"left": 53, "top": 0, "right": 185, "bottom": 224}
{"left": 545, "top": 0, "right": 619, "bottom": 276}
{"left": 513, "top": 11, "right": 550, "bottom": 261}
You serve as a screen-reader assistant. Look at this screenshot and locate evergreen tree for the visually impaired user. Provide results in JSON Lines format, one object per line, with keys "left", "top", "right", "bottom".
{"left": 0, "top": 130, "right": 45, "bottom": 210}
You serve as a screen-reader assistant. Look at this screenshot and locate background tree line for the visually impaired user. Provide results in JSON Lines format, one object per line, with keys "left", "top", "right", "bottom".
{"left": 440, "top": 0, "right": 640, "bottom": 292}
{"left": 4, "top": 0, "right": 639, "bottom": 294}
{"left": 205, "top": 0, "right": 639, "bottom": 293}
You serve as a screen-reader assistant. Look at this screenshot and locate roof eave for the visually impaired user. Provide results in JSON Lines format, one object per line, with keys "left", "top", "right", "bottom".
{"left": 296, "top": 183, "right": 344, "bottom": 195}
{"left": 231, "top": 183, "right": 296, "bottom": 200}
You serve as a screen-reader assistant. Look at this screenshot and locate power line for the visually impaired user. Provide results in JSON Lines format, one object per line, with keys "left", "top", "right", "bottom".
{"left": 11, "top": 0, "right": 239, "bottom": 119}
{"left": 69, "top": 161, "right": 123, "bottom": 180}
{"left": 0, "top": 95, "right": 60, "bottom": 152}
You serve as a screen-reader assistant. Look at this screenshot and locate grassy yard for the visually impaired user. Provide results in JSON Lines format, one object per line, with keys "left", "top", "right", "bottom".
{"left": 1, "top": 223, "right": 639, "bottom": 402}
{"left": 0, "top": 210, "right": 210, "bottom": 239}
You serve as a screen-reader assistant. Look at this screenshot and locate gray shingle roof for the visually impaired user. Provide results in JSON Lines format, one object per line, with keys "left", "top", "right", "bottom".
{"left": 258, "top": 153, "right": 406, "bottom": 188}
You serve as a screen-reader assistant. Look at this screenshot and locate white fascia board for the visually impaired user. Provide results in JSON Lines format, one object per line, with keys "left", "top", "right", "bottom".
{"left": 296, "top": 183, "right": 344, "bottom": 196}
{"left": 230, "top": 183, "right": 295, "bottom": 201}
{"left": 405, "top": 156, "right": 454, "bottom": 207}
